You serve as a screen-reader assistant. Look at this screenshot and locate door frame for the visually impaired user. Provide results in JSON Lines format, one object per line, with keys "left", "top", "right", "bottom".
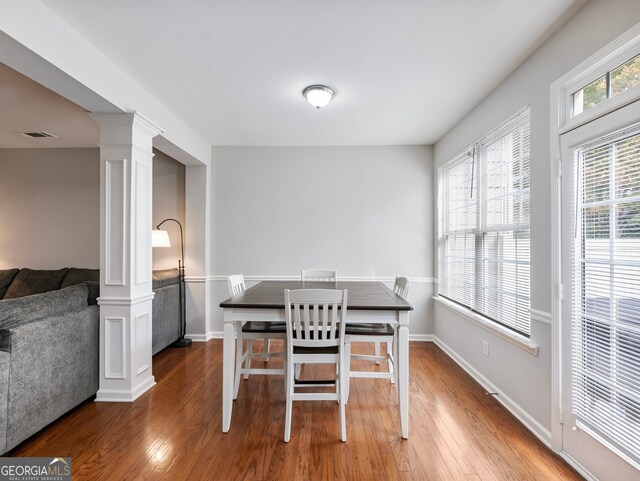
{"left": 550, "top": 21, "right": 640, "bottom": 472}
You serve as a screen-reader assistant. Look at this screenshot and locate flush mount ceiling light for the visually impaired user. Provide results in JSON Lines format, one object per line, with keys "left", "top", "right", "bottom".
{"left": 302, "top": 85, "right": 335, "bottom": 109}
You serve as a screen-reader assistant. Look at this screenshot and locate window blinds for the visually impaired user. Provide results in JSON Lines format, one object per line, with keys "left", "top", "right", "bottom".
{"left": 440, "top": 108, "right": 531, "bottom": 336}
{"left": 442, "top": 152, "right": 476, "bottom": 309}
{"left": 572, "top": 129, "right": 640, "bottom": 464}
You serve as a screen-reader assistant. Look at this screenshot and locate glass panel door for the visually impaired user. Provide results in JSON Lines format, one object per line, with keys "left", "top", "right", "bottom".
{"left": 560, "top": 99, "right": 640, "bottom": 480}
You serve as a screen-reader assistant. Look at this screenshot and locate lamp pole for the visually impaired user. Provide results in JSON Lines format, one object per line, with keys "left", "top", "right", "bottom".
{"left": 155, "top": 218, "right": 192, "bottom": 348}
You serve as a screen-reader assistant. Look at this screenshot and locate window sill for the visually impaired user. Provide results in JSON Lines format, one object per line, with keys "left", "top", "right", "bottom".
{"left": 433, "top": 296, "right": 538, "bottom": 356}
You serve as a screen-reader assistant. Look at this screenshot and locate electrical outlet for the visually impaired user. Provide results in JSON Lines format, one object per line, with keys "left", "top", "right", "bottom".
{"left": 482, "top": 340, "right": 489, "bottom": 357}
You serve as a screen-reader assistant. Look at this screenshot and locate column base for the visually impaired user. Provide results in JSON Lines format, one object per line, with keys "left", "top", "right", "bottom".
{"left": 95, "top": 376, "right": 156, "bottom": 403}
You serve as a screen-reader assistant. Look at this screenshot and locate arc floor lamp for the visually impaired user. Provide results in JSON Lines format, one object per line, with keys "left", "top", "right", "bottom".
{"left": 152, "top": 218, "right": 192, "bottom": 348}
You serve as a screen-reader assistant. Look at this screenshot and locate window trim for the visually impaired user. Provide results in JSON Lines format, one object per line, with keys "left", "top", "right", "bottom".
{"left": 556, "top": 23, "right": 640, "bottom": 136}
{"left": 434, "top": 296, "right": 538, "bottom": 355}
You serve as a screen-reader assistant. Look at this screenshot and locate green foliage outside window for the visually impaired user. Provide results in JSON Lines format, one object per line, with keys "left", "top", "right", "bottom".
{"left": 574, "top": 53, "right": 640, "bottom": 114}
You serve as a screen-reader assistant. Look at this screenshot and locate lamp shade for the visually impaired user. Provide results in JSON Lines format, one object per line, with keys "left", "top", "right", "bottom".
{"left": 152, "top": 229, "right": 171, "bottom": 248}
{"left": 303, "top": 85, "right": 334, "bottom": 109}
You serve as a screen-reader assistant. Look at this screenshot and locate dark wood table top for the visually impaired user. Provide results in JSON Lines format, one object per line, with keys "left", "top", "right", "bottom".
{"left": 220, "top": 280, "right": 413, "bottom": 311}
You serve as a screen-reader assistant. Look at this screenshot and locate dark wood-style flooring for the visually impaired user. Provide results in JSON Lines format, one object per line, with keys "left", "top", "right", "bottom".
{"left": 9, "top": 341, "right": 583, "bottom": 480}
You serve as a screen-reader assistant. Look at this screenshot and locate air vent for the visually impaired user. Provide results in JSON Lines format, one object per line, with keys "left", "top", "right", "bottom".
{"left": 19, "top": 131, "right": 57, "bottom": 138}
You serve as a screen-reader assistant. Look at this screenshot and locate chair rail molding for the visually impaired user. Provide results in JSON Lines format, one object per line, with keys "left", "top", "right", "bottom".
{"left": 530, "top": 309, "right": 551, "bottom": 325}
{"left": 208, "top": 275, "right": 437, "bottom": 283}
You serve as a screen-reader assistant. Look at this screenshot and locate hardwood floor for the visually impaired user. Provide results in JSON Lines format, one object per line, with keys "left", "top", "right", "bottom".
{"left": 9, "top": 341, "right": 583, "bottom": 481}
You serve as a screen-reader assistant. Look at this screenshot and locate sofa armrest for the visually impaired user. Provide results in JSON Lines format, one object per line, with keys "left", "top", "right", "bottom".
{"left": 0, "top": 351, "right": 9, "bottom": 453}
{"left": 2, "top": 305, "right": 99, "bottom": 452}
{"left": 152, "top": 283, "right": 181, "bottom": 354}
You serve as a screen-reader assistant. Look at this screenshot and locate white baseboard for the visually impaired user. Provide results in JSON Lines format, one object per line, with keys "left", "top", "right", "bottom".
{"left": 186, "top": 334, "right": 209, "bottom": 342}
{"left": 430, "top": 335, "right": 552, "bottom": 447}
{"left": 187, "top": 331, "right": 222, "bottom": 341}
{"left": 558, "top": 451, "right": 598, "bottom": 481}
{"left": 409, "top": 334, "right": 434, "bottom": 342}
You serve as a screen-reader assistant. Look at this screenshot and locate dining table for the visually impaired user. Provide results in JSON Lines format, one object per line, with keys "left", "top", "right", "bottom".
{"left": 219, "top": 279, "right": 414, "bottom": 438}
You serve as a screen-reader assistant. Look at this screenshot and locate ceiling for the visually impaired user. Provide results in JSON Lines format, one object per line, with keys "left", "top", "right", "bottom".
{"left": 0, "top": 63, "right": 98, "bottom": 148}
{"left": 5, "top": 0, "right": 583, "bottom": 147}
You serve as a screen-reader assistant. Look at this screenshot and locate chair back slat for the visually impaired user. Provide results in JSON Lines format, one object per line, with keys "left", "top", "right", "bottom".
{"left": 394, "top": 276, "right": 410, "bottom": 299}
{"left": 301, "top": 269, "right": 337, "bottom": 283}
{"left": 303, "top": 304, "right": 311, "bottom": 340}
{"left": 320, "top": 304, "right": 329, "bottom": 340}
{"left": 294, "top": 303, "right": 302, "bottom": 336}
{"left": 285, "top": 289, "right": 347, "bottom": 349}
{"left": 227, "top": 274, "right": 246, "bottom": 296}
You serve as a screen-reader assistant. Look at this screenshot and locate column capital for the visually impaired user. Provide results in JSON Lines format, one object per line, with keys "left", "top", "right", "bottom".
{"left": 90, "top": 111, "right": 164, "bottom": 146}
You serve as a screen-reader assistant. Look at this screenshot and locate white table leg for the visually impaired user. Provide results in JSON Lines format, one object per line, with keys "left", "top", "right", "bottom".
{"left": 397, "top": 311, "right": 409, "bottom": 439}
{"left": 222, "top": 308, "right": 236, "bottom": 432}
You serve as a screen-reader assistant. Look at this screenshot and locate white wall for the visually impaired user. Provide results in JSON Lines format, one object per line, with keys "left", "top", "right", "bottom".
{"left": 210, "top": 145, "right": 434, "bottom": 335}
{"left": 0, "top": 147, "right": 186, "bottom": 271}
{"left": 152, "top": 148, "right": 186, "bottom": 270}
{"left": 0, "top": 148, "right": 100, "bottom": 269}
{"left": 433, "top": 0, "right": 640, "bottom": 438}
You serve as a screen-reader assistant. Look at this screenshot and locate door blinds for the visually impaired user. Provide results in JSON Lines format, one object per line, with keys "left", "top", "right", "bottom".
{"left": 440, "top": 108, "right": 531, "bottom": 336}
{"left": 572, "top": 128, "right": 640, "bottom": 464}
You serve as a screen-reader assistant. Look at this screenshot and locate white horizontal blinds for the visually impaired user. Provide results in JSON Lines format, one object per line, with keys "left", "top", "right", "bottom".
{"left": 441, "top": 151, "right": 476, "bottom": 309}
{"left": 477, "top": 110, "right": 531, "bottom": 335}
{"left": 573, "top": 129, "right": 640, "bottom": 464}
{"left": 440, "top": 107, "right": 531, "bottom": 336}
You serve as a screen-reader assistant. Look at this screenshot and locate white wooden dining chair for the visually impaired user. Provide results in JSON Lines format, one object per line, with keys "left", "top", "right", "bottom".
{"left": 227, "top": 275, "right": 286, "bottom": 400}
{"left": 296, "top": 269, "right": 337, "bottom": 379}
{"left": 301, "top": 269, "right": 337, "bottom": 283}
{"left": 283, "top": 288, "right": 348, "bottom": 443}
{"left": 344, "top": 276, "right": 409, "bottom": 402}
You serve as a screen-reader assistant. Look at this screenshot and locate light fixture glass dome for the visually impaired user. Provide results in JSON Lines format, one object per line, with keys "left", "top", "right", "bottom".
{"left": 303, "top": 85, "right": 335, "bottom": 109}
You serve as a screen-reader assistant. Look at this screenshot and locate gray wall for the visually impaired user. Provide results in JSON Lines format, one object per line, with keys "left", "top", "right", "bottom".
{"left": 0, "top": 147, "right": 185, "bottom": 271}
{"left": 433, "top": 0, "right": 640, "bottom": 435}
{"left": 0, "top": 148, "right": 100, "bottom": 269}
{"left": 152, "top": 148, "right": 186, "bottom": 270}
{"left": 211, "top": 145, "right": 434, "bottom": 334}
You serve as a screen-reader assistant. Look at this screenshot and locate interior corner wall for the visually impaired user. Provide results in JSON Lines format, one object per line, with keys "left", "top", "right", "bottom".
{"left": 0, "top": 148, "right": 100, "bottom": 269}
{"left": 433, "top": 0, "right": 640, "bottom": 436}
{"left": 152, "top": 148, "right": 186, "bottom": 270}
{"left": 210, "top": 145, "right": 434, "bottom": 336}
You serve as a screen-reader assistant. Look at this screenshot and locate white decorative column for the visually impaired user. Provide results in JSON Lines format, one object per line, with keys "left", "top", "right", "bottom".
{"left": 91, "top": 112, "right": 163, "bottom": 402}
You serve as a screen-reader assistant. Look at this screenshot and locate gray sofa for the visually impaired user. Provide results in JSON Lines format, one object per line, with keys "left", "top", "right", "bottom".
{"left": 0, "top": 267, "right": 181, "bottom": 454}
{"left": 151, "top": 269, "right": 181, "bottom": 355}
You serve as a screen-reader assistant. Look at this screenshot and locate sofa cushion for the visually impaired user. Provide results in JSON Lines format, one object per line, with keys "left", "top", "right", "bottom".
{"left": 152, "top": 268, "right": 179, "bottom": 289}
{"left": 0, "top": 284, "right": 88, "bottom": 330}
{"left": 61, "top": 268, "right": 99, "bottom": 288}
{"left": 3, "top": 268, "right": 69, "bottom": 299}
{"left": 86, "top": 281, "right": 100, "bottom": 306}
{"left": 0, "top": 269, "right": 20, "bottom": 299}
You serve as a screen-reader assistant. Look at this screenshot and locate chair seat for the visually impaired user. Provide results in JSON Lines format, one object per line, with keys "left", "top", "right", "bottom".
{"left": 241, "top": 321, "right": 287, "bottom": 333}
{"left": 293, "top": 345, "right": 339, "bottom": 355}
{"left": 345, "top": 323, "right": 395, "bottom": 336}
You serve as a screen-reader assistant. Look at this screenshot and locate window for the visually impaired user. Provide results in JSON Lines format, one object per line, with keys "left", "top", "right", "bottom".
{"left": 439, "top": 107, "right": 531, "bottom": 336}
{"left": 572, "top": 127, "right": 640, "bottom": 464}
{"left": 573, "top": 52, "right": 640, "bottom": 116}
